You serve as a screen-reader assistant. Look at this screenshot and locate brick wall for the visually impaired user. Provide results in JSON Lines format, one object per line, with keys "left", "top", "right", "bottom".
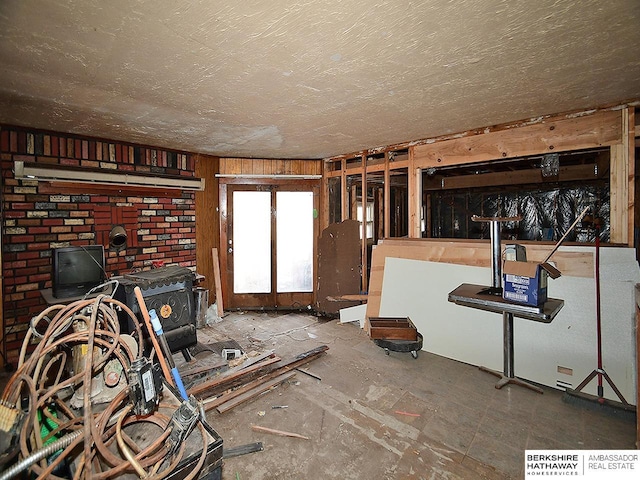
{"left": 1, "top": 126, "right": 197, "bottom": 365}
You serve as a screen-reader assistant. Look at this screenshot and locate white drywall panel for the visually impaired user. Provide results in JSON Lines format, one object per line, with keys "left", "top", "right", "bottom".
{"left": 378, "top": 247, "right": 638, "bottom": 404}
{"left": 339, "top": 303, "right": 367, "bottom": 328}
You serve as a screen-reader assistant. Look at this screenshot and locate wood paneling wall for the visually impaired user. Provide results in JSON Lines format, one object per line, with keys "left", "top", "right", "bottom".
{"left": 195, "top": 154, "right": 220, "bottom": 303}
{"left": 220, "top": 158, "right": 322, "bottom": 176}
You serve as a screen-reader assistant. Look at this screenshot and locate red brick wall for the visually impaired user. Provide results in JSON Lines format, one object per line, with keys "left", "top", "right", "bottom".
{"left": 1, "top": 126, "right": 197, "bottom": 365}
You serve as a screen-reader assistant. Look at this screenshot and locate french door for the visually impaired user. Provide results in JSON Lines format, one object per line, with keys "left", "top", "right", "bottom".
{"left": 220, "top": 180, "right": 319, "bottom": 310}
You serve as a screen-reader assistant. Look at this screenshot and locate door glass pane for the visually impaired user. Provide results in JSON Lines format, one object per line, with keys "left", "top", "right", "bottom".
{"left": 276, "top": 191, "right": 313, "bottom": 292}
{"left": 233, "top": 191, "right": 271, "bottom": 294}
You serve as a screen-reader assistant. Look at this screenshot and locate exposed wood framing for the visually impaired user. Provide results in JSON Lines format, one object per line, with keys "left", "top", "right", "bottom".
{"left": 412, "top": 109, "right": 622, "bottom": 169}
{"left": 423, "top": 162, "right": 607, "bottom": 191}
{"left": 609, "top": 107, "right": 632, "bottom": 244}
{"left": 636, "top": 285, "right": 640, "bottom": 446}
{"left": 361, "top": 165, "right": 367, "bottom": 291}
{"left": 384, "top": 152, "right": 391, "bottom": 237}
{"left": 322, "top": 104, "right": 637, "bottom": 297}
{"left": 628, "top": 108, "right": 635, "bottom": 246}
{"left": 341, "top": 159, "right": 347, "bottom": 223}
{"left": 408, "top": 147, "right": 421, "bottom": 238}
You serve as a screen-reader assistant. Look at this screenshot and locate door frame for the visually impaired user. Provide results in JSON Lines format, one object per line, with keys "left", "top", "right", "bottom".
{"left": 219, "top": 177, "right": 320, "bottom": 310}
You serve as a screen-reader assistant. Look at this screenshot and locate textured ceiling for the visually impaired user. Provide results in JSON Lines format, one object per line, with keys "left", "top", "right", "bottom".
{"left": 0, "top": 0, "right": 639, "bottom": 159}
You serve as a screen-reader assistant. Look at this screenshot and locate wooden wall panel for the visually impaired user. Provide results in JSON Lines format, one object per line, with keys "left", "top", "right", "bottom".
{"left": 195, "top": 154, "right": 220, "bottom": 302}
{"left": 219, "top": 158, "right": 322, "bottom": 176}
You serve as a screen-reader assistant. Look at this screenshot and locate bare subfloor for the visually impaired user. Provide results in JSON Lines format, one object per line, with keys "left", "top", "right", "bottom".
{"left": 186, "top": 311, "right": 637, "bottom": 480}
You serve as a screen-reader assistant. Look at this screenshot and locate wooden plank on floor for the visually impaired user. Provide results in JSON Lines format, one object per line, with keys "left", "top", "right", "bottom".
{"left": 215, "top": 372, "right": 296, "bottom": 413}
{"left": 188, "top": 356, "right": 281, "bottom": 396}
{"left": 212, "top": 247, "right": 225, "bottom": 316}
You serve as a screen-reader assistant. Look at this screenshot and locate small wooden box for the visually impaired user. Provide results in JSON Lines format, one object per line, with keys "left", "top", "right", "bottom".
{"left": 368, "top": 317, "right": 418, "bottom": 341}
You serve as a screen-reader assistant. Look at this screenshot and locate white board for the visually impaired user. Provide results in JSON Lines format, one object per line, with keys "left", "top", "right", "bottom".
{"left": 378, "top": 246, "right": 638, "bottom": 404}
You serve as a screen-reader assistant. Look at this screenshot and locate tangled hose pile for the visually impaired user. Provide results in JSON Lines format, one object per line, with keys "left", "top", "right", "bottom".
{"left": 0, "top": 294, "right": 207, "bottom": 480}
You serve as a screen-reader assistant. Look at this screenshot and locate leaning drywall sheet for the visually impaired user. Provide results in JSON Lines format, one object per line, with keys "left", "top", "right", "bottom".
{"left": 378, "top": 258, "right": 504, "bottom": 371}
{"left": 339, "top": 303, "right": 367, "bottom": 328}
{"left": 378, "top": 247, "right": 638, "bottom": 404}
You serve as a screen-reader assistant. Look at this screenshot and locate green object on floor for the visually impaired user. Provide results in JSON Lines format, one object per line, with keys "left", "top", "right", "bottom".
{"left": 38, "top": 407, "right": 59, "bottom": 445}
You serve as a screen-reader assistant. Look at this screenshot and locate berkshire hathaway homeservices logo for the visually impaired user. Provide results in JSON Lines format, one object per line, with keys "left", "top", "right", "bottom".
{"left": 525, "top": 450, "right": 639, "bottom": 479}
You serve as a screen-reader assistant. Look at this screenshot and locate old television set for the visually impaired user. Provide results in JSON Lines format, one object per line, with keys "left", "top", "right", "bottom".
{"left": 52, "top": 245, "right": 106, "bottom": 299}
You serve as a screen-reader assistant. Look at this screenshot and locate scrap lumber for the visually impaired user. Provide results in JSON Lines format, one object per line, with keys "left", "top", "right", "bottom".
{"left": 211, "top": 247, "right": 224, "bottom": 316}
{"left": 251, "top": 425, "right": 310, "bottom": 440}
{"left": 188, "top": 355, "right": 281, "bottom": 396}
{"left": 223, "top": 442, "right": 264, "bottom": 459}
{"left": 215, "top": 372, "right": 296, "bottom": 413}
{"left": 181, "top": 360, "right": 228, "bottom": 378}
{"left": 201, "top": 345, "right": 329, "bottom": 411}
{"left": 225, "top": 350, "right": 276, "bottom": 376}
{"left": 203, "top": 370, "right": 290, "bottom": 411}
{"left": 326, "top": 294, "right": 368, "bottom": 302}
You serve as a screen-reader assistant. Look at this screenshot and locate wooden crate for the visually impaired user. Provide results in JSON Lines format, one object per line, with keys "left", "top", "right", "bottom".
{"left": 368, "top": 317, "right": 418, "bottom": 341}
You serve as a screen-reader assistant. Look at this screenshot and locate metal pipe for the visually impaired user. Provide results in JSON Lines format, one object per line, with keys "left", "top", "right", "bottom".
{"left": 503, "top": 313, "right": 514, "bottom": 378}
{"left": 0, "top": 430, "right": 82, "bottom": 480}
{"left": 489, "top": 220, "right": 502, "bottom": 289}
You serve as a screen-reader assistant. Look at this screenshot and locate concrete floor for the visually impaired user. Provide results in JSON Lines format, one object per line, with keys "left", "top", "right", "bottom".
{"left": 190, "top": 311, "right": 637, "bottom": 480}
{"left": 0, "top": 311, "right": 634, "bottom": 479}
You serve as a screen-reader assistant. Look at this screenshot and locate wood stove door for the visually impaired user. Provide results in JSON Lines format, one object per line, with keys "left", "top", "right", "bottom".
{"left": 223, "top": 181, "right": 318, "bottom": 310}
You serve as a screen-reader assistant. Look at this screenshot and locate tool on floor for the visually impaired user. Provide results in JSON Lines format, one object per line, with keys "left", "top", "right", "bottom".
{"left": 222, "top": 348, "right": 243, "bottom": 361}
{"left": 149, "top": 309, "right": 189, "bottom": 400}
{"left": 563, "top": 218, "right": 635, "bottom": 417}
{"left": 251, "top": 424, "right": 309, "bottom": 440}
{"left": 134, "top": 286, "right": 175, "bottom": 387}
{"left": 223, "top": 442, "right": 264, "bottom": 459}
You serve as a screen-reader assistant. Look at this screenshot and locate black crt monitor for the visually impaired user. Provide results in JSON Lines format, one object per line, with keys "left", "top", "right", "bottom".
{"left": 52, "top": 245, "right": 106, "bottom": 299}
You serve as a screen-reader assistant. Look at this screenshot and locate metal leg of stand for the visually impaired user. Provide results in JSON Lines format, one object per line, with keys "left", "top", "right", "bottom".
{"left": 472, "top": 216, "right": 542, "bottom": 393}
{"left": 479, "top": 312, "right": 543, "bottom": 394}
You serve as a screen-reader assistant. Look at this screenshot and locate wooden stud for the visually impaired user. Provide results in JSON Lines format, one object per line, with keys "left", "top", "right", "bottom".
{"left": 610, "top": 107, "right": 630, "bottom": 244}
{"left": 413, "top": 109, "right": 623, "bottom": 169}
{"left": 212, "top": 247, "right": 224, "bottom": 317}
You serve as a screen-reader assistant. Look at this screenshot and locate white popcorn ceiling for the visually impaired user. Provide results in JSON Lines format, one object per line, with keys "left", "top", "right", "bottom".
{"left": 0, "top": 0, "right": 638, "bottom": 159}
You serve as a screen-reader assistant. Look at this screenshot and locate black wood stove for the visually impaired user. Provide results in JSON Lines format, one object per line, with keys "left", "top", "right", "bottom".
{"left": 118, "top": 265, "right": 198, "bottom": 355}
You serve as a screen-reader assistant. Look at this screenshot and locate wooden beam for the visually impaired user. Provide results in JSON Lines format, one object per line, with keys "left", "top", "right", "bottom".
{"left": 384, "top": 153, "right": 391, "bottom": 237}
{"left": 188, "top": 356, "right": 282, "bottom": 396}
{"left": 610, "top": 107, "right": 631, "bottom": 245}
{"left": 215, "top": 372, "right": 296, "bottom": 414}
{"left": 413, "top": 109, "right": 623, "bottom": 169}
{"left": 408, "top": 147, "right": 421, "bottom": 238}
{"left": 627, "top": 108, "right": 635, "bottom": 247}
{"left": 423, "top": 163, "right": 605, "bottom": 191}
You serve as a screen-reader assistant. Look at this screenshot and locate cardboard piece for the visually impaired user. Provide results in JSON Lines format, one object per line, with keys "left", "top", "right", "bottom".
{"left": 503, "top": 260, "right": 561, "bottom": 306}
